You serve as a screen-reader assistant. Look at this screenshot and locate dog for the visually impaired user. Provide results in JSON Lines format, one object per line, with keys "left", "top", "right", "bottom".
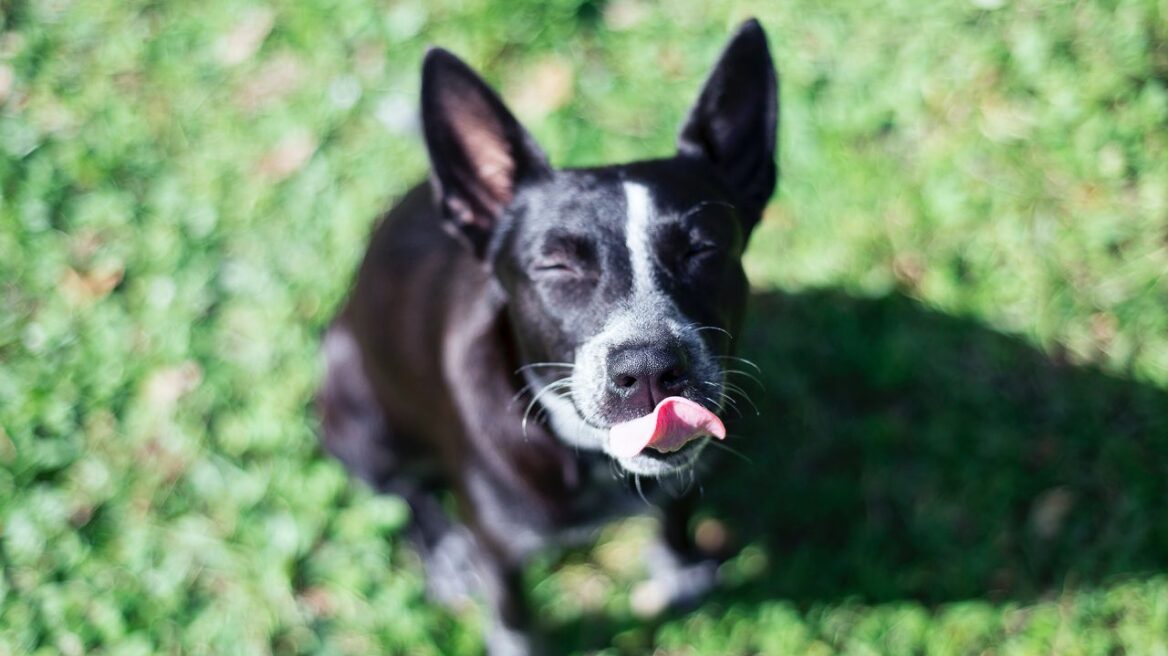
{"left": 317, "top": 18, "right": 777, "bottom": 655}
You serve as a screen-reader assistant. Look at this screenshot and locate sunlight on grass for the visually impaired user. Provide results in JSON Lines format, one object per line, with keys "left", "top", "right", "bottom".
{"left": 1, "top": 0, "right": 1166, "bottom": 653}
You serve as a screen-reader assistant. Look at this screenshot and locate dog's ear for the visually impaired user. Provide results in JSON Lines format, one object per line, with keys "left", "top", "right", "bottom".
{"left": 677, "top": 19, "right": 778, "bottom": 225}
{"left": 421, "top": 48, "right": 552, "bottom": 257}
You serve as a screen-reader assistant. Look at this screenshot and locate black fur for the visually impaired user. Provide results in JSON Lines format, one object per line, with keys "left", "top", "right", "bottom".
{"left": 317, "top": 19, "right": 778, "bottom": 655}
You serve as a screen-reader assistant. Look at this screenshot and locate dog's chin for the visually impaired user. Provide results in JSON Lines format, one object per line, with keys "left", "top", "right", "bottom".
{"left": 614, "top": 437, "right": 708, "bottom": 478}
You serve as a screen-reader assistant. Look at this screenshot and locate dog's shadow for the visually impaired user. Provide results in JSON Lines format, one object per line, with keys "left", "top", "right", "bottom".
{"left": 548, "top": 288, "right": 1168, "bottom": 651}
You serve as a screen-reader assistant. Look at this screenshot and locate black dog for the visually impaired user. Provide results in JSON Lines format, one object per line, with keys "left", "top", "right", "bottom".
{"left": 318, "top": 19, "right": 777, "bottom": 654}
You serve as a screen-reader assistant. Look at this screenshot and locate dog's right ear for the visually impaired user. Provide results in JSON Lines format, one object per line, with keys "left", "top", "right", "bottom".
{"left": 677, "top": 19, "right": 778, "bottom": 226}
{"left": 421, "top": 48, "right": 552, "bottom": 258}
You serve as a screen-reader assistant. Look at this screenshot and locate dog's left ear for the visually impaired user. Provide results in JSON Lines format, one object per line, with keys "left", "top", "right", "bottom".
{"left": 421, "top": 48, "right": 552, "bottom": 257}
{"left": 677, "top": 19, "right": 778, "bottom": 226}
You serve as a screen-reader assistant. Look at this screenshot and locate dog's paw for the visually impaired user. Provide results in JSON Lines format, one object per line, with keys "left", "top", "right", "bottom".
{"left": 630, "top": 543, "right": 719, "bottom": 618}
{"left": 485, "top": 623, "right": 542, "bottom": 656}
{"left": 422, "top": 526, "right": 481, "bottom": 610}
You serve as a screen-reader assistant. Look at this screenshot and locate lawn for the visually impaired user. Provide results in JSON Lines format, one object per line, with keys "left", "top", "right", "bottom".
{"left": 2, "top": 0, "right": 1167, "bottom": 654}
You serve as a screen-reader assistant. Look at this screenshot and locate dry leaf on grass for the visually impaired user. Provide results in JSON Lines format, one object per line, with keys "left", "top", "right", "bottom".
{"left": 0, "top": 64, "right": 13, "bottom": 104}
{"left": 144, "top": 361, "right": 203, "bottom": 409}
{"left": 235, "top": 52, "right": 302, "bottom": 112}
{"left": 257, "top": 131, "right": 317, "bottom": 181}
{"left": 216, "top": 7, "right": 276, "bottom": 66}
{"left": 508, "top": 56, "right": 574, "bottom": 120}
{"left": 604, "top": 0, "right": 649, "bottom": 31}
{"left": 61, "top": 263, "right": 124, "bottom": 305}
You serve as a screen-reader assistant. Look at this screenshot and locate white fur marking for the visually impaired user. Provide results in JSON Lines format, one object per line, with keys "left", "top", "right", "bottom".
{"left": 522, "top": 370, "right": 608, "bottom": 451}
{"left": 623, "top": 181, "right": 657, "bottom": 297}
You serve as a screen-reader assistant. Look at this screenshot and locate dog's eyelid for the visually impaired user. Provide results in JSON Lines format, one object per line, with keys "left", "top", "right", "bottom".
{"left": 684, "top": 242, "right": 721, "bottom": 263}
{"left": 534, "top": 258, "right": 574, "bottom": 271}
{"left": 677, "top": 209, "right": 732, "bottom": 239}
{"left": 685, "top": 223, "right": 725, "bottom": 248}
{"left": 530, "top": 251, "right": 592, "bottom": 278}
{"left": 676, "top": 200, "right": 737, "bottom": 223}
{"left": 532, "top": 234, "right": 596, "bottom": 266}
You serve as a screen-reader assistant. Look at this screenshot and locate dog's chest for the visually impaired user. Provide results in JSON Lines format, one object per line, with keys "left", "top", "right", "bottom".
{"left": 546, "top": 452, "right": 647, "bottom": 544}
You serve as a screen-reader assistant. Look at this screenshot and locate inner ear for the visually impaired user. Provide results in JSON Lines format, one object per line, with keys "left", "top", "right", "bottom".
{"left": 421, "top": 48, "right": 550, "bottom": 257}
{"left": 435, "top": 77, "right": 518, "bottom": 218}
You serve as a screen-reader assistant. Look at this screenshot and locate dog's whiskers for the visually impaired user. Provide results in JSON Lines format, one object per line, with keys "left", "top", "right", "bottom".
{"left": 722, "top": 368, "right": 766, "bottom": 390}
{"left": 634, "top": 474, "right": 649, "bottom": 505}
{"left": 705, "top": 438, "right": 752, "bottom": 463}
{"left": 609, "top": 458, "right": 626, "bottom": 480}
{"left": 509, "top": 380, "right": 538, "bottom": 408}
{"left": 532, "top": 388, "right": 575, "bottom": 426}
{"left": 514, "top": 362, "right": 575, "bottom": 375}
{"left": 678, "top": 321, "right": 735, "bottom": 344}
{"left": 521, "top": 378, "right": 573, "bottom": 438}
{"left": 721, "top": 381, "right": 750, "bottom": 397}
{"left": 692, "top": 325, "right": 733, "bottom": 340}
{"left": 729, "top": 391, "right": 760, "bottom": 417}
{"left": 700, "top": 380, "right": 738, "bottom": 410}
{"left": 715, "top": 354, "right": 762, "bottom": 373}
{"left": 664, "top": 467, "right": 696, "bottom": 498}
{"left": 711, "top": 380, "right": 759, "bottom": 416}
{"left": 702, "top": 392, "right": 742, "bottom": 417}
{"left": 710, "top": 391, "right": 744, "bottom": 417}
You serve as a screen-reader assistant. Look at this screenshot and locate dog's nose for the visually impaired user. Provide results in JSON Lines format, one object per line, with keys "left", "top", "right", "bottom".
{"left": 606, "top": 344, "right": 689, "bottom": 411}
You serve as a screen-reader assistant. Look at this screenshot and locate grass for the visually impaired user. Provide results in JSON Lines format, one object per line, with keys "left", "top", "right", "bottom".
{"left": 1, "top": 0, "right": 1167, "bottom": 653}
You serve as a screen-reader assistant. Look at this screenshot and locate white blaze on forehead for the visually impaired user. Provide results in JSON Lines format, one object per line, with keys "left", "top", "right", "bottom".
{"left": 623, "top": 181, "right": 658, "bottom": 297}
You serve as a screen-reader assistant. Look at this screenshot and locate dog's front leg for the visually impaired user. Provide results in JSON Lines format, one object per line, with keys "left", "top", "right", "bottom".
{"left": 477, "top": 552, "right": 538, "bottom": 656}
{"left": 462, "top": 467, "right": 544, "bottom": 656}
{"left": 632, "top": 489, "right": 721, "bottom": 618}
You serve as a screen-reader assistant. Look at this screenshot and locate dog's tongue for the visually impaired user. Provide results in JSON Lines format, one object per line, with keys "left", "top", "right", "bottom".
{"left": 608, "top": 397, "right": 726, "bottom": 459}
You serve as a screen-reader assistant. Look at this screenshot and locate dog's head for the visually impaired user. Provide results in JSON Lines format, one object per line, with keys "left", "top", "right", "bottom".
{"left": 421, "top": 20, "right": 777, "bottom": 477}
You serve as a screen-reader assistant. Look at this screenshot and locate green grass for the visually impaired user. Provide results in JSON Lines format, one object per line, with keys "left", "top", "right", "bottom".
{"left": 2, "top": 0, "right": 1167, "bottom": 653}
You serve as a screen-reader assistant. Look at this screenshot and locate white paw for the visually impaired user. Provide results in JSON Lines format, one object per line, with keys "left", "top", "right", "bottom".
{"left": 423, "top": 527, "right": 480, "bottom": 610}
{"left": 485, "top": 623, "right": 539, "bottom": 656}
{"left": 631, "top": 544, "right": 719, "bottom": 618}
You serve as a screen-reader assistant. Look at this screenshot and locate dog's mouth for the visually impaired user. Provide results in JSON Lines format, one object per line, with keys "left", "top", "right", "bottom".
{"left": 607, "top": 396, "right": 726, "bottom": 459}
{"left": 524, "top": 369, "right": 726, "bottom": 477}
{"left": 557, "top": 392, "right": 723, "bottom": 476}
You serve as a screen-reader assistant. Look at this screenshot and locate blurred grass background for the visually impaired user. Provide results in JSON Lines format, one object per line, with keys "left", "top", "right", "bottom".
{"left": 2, "top": 0, "right": 1167, "bottom": 653}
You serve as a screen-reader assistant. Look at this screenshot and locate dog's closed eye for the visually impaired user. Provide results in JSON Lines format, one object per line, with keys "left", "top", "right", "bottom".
{"left": 533, "top": 255, "right": 579, "bottom": 275}
{"left": 661, "top": 224, "right": 730, "bottom": 272}
{"left": 685, "top": 241, "right": 720, "bottom": 260}
{"left": 531, "top": 235, "right": 596, "bottom": 279}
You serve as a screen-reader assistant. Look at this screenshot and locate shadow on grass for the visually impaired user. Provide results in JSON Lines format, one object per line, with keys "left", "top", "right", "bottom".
{"left": 547, "top": 288, "right": 1168, "bottom": 651}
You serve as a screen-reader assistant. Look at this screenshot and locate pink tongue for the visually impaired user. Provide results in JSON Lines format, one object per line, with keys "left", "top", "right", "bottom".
{"left": 608, "top": 396, "right": 726, "bottom": 459}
